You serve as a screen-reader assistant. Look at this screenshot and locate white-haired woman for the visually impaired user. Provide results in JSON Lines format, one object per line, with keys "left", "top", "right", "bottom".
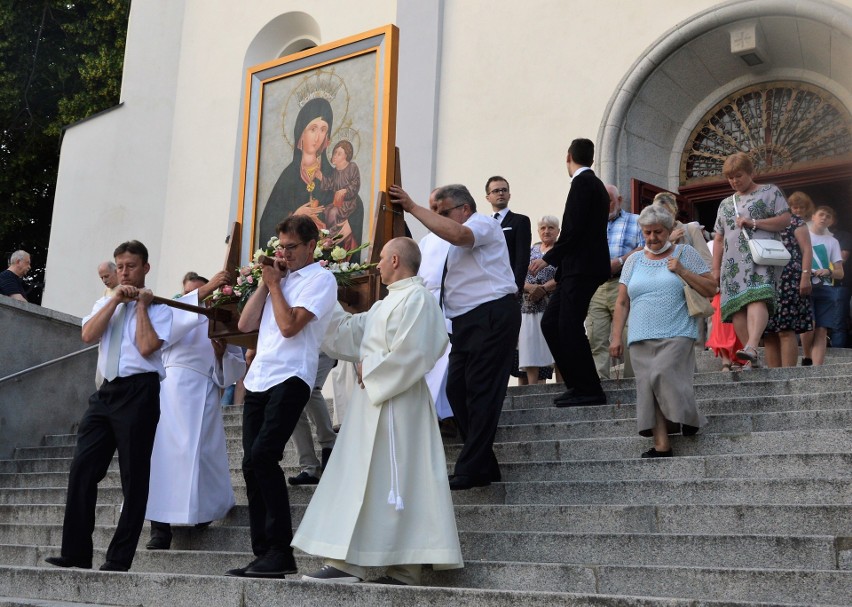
{"left": 518, "top": 216, "right": 560, "bottom": 385}
{"left": 610, "top": 205, "right": 715, "bottom": 458}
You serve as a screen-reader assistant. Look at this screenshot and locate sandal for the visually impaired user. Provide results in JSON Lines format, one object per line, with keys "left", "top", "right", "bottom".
{"left": 720, "top": 363, "right": 732, "bottom": 372}
{"left": 735, "top": 345, "right": 759, "bottom": 366}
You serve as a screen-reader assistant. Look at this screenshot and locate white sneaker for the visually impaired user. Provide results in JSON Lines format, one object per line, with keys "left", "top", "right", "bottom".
{"left": 301, "top": 564, "right": 362, "bottom": 583}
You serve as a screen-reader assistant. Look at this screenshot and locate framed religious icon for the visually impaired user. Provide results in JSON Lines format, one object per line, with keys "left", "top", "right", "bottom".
{"left": 237, "top": 25, "right": 399, "bottom": 265}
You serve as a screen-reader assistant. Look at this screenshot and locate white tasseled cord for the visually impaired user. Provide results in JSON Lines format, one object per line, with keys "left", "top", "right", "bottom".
{"left": 386, "top": 402, "right": 404, "bottom": 511}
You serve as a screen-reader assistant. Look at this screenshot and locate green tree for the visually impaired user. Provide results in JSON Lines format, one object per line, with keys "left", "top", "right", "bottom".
{"left": 0, "top": 0, "right": 129, "bottom": 303}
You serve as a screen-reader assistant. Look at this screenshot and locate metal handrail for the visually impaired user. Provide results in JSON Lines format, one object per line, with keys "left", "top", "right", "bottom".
{"left": 0, "top": 344, "right": 98, "bottom": 385}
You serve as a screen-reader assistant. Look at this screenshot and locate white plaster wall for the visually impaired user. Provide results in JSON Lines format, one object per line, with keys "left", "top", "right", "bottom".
{"left": 43, "top": 0, "right": 188, "bottom": 316}
{"left": 433, "top": 0, "right": 722, "bottom": 228}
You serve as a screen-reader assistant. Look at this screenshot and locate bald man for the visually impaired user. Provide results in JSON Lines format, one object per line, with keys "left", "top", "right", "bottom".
{"left": 296, "top": 237, "right": 462, "bottom": 585}
{"left": 0, "top": 250, "right": 31, "bottom": 302}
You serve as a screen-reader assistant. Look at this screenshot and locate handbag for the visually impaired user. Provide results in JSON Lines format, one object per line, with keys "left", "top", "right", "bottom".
{"left": 734, "top": 194, "right": 791, "bottom": 266}
{"left": 675, "top": 246, "right": 714, "bottom": 318}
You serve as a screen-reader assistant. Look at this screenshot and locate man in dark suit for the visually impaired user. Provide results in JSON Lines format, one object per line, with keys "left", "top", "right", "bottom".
{"left": 485, "top": 176, "right": 532, "bottom": 293}
{"left": 530, "top": 139, "right": 610, "bottom": 407}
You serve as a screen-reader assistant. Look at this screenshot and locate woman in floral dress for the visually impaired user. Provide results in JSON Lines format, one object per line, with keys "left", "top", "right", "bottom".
{"left": 763, "top": 194, "right": 813, "bottom": 368}
{"left": 712, "top": 152, "right": 791, "bottom": 367}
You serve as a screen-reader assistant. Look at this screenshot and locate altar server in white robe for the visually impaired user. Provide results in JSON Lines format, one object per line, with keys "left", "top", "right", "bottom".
{"left": 296, "top": 237, "right": 463, "bottom": 586}
{"left": 145, "top": 271, "right": 244, "bottom": 548}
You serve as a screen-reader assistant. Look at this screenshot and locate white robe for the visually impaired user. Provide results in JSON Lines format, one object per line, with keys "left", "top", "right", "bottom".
{"left": 418, "top": 233, "right": 453, "bottom": 419}
{"left": 292, "top": 276, "right": 462, "bottom": 569}
{"left": 145, "top": 290, "right": 244, "bottom": 524}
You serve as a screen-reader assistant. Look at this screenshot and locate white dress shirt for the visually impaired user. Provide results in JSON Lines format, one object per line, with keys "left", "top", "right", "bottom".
{"left": 84, "top": 296, "right": 173, "bottom": 381}
{"left": 442, "top": 212, "right": 517, "bottom": 319}
{"left": 243, "top": 261, "right": 338, "bottom": 392}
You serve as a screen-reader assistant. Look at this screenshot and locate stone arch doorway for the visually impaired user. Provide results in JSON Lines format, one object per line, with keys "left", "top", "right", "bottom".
{"left": 597, "top": 0, "right": 852, "bottom": 225}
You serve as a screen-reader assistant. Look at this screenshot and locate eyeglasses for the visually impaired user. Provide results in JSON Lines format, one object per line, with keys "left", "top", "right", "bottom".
{"left": 438, "top": 204, "right": 465, "bottom": 217}
{"left": 280, "top": 242, "right": 307, "bottom": 252}
{"left": 489, "top": 188, "right": 509, "bottom": 195}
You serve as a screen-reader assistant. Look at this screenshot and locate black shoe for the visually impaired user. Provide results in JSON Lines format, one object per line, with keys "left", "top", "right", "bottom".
{"left": 438, "top": 417, "right": 458, "bottom": 439}
{"left": 145, "top": 536, "right": 171, "bottom": 550}
{"left": 45, "top": 556, "right": 92, "bottom": 569}
{"left": 194, "top": 521, "right": 212, "bottom": 529}
{"left": 301, "top": 564, "right": 362, "bottom": 583}
{"left": 555, "top": 391, "right": 607, "bottom": 408}
{"left": 448, "top": 475, "right": 490, "bottom": 491}
{"left": 321, "top": 447, "right": 333, "bottom": 471}
{"left": 372, "top": 575, "right": 408, "bottom": 585}
{"left": 99, "top": 561, "right": 129, "bottom": 572}
{"left": 682, "top": 424, "right": 699, "bottom": 437}
{"left": 641, "top": 447, "right": 673, "bottom": 459}
{"left": 288, "top": 471, "right": 320, "bottom": 486}
{"left": 225, "top": 557, "right": 261, "bottom": 577}
{"left": 243, "top": 549, "right": 297, "bottom": 578}
{"left": 801, "top": 357, "right": 813, "bottom": 366}
{"left": 552, "top": 389, "right": 575, "bottom": 404}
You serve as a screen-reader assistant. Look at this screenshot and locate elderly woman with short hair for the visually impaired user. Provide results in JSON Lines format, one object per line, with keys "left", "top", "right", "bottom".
{"left": 609, "top": 205, "right": 715, "bottom": 458}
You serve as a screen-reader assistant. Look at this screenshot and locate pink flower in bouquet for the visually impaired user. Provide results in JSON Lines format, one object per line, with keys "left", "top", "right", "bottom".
{"left": 323, "top": 239, "right": 334, "bottom": 249}
{"left": 240, "top": 266, "right": 252, "bottom": 276}
{"left": 274, "top": 248, "right": 285, "bottom": 258}
{"left": 221, "top": 285, "right": 234, "bottom": 296}
{"left": 319, "top": 259, "right": 328, "bottom": 267}
{"left": 246, "top": 275, "right": 254, "bottom": 284}
{"left": 237, "top": 276, "right": 244, "bottom": 286}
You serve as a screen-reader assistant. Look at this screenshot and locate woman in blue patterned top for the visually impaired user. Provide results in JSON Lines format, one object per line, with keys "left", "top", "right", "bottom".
{"left": 609, "top": 205, "right": 716, "bottom": 458}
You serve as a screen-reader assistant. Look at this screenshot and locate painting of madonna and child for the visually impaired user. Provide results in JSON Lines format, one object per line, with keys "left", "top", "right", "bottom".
{"left": 254, "top": 55, "right": 379, "bottom": 263}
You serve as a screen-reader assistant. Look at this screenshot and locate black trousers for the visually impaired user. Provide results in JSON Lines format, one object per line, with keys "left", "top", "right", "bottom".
{"left": 541, "top": 276, "right": 605, "bottom": 395}
{"left": 242, "top": 376, "right": 311, "bottom": 557}
{"left": 61, "top": 373, "right": 160, "bottom": 568}
{"left": 447, "top": 295, "right": 520, "bottom": 481}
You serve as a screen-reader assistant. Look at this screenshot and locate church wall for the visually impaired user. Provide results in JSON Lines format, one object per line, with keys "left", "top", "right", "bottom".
{"left": 431, "top": 0, "right": 722, "bottom": 229}
{"left": 43, "top": 0, "right": 189, "bottom": 316}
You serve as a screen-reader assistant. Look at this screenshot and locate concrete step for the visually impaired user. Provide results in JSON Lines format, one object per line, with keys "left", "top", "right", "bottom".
{"left": 1, "top": 566, "right": 827, "bottom": 607}
{"left": 2, "top": 476, "right": 850, "bottom": 510}
{"left": 4, "top": 520, "right": 851, "bottom": 571}
{"left": 508, "top": 375, "right": 852, "bottom": 410}
{"left": 5, "top": 452, "right": 850, "bottom": 489}
{"left": 19, "top": 426, "right": 852, "bottom": 468}
{"left": 0, "top": 598, "right": 126, "bottom": 607}
{"left": 2, "top": 544, "right": 851, "bottom": 606}
{"left": 497, "top": 391, "right": 852, "bottom": 425}
{"left": 3, "top": 502, "right": 851, "bottom": 538}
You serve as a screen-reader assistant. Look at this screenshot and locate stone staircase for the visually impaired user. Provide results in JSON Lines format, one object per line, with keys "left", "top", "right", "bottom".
{"left": 0, "top": 351, "right": 850, "bottom": 606}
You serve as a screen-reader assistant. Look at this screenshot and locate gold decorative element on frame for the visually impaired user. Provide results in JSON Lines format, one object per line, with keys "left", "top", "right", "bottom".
{"left": 681, "top": 82, "right": 852, "bottom": 184}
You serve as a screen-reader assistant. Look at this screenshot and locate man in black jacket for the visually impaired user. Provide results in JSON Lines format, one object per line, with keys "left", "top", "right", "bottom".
{"left": 485, "top": 176, "right": 532, "bottom": 293}
{"left": 529, "top": 138, "right": 609, "bottom": 407}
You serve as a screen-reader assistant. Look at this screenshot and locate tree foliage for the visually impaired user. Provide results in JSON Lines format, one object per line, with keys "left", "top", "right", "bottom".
{"left": 0, "top": 0, "right": 129, "bottom": 303}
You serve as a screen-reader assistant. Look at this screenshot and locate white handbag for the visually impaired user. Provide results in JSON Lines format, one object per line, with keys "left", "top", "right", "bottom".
{"left": 734, "top": 195, "right": 791, "bottom": 267}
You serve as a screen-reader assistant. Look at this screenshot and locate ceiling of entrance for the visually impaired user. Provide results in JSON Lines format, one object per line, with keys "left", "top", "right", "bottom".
{"left": 619, "top": 12, "right": 852, "bottom": 192}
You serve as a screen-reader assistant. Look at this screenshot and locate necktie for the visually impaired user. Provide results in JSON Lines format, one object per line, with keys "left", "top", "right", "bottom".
{"left": 493, "top": 212, "right": 500, "bottom": 220}
{"left": 103, "top": 303, "right": 127, "bottom": 382}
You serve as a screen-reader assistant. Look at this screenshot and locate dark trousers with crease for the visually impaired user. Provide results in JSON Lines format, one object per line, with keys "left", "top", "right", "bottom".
{"left": 541, "top": 276, "right": 605, "bottom": 395}
{"left": 447, "top": 295, "right": 520, "bottom": 481}
{"left": 61, "top": 372, "right": 160, "bottom": 568}
{"left": 242, "top": 377, "right": 311, "bottom": 557}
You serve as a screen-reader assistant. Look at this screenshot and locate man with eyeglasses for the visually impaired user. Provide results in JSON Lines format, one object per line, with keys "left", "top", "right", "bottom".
{"left": 226, "top": 215, "right": 337, "bottom": 578}
{"left": 485, "top": 177, "right": 532, "bottom": 293}
{"left": 390, "top": 183, "right": 520, "bottom": 491}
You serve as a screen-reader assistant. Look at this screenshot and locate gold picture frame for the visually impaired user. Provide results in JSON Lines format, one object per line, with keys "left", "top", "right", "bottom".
{"left": 236, "top": 25, "right": 399, "bottom": 263}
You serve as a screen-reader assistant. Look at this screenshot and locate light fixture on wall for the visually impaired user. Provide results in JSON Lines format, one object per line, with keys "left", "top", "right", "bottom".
{"left": 729, "top": 22, "right": 767, "bottom": 67}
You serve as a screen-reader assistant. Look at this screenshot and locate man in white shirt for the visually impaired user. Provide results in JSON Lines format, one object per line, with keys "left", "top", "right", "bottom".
{"left": 45, "top": 240, "right": 172, "bottom": 572}
{"left": 226, "top": 215, "right": 337, "bottom": 578}
{"left": 391, "top": 183, "right": 520, "bottom": 491}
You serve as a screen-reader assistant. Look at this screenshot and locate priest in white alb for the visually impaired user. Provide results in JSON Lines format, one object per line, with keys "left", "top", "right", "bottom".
{"left": 295, "top": 237, "right": 463, "bottom": 586}
{"left": 145, "top": 271, "right": 245, "bottom": 548}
